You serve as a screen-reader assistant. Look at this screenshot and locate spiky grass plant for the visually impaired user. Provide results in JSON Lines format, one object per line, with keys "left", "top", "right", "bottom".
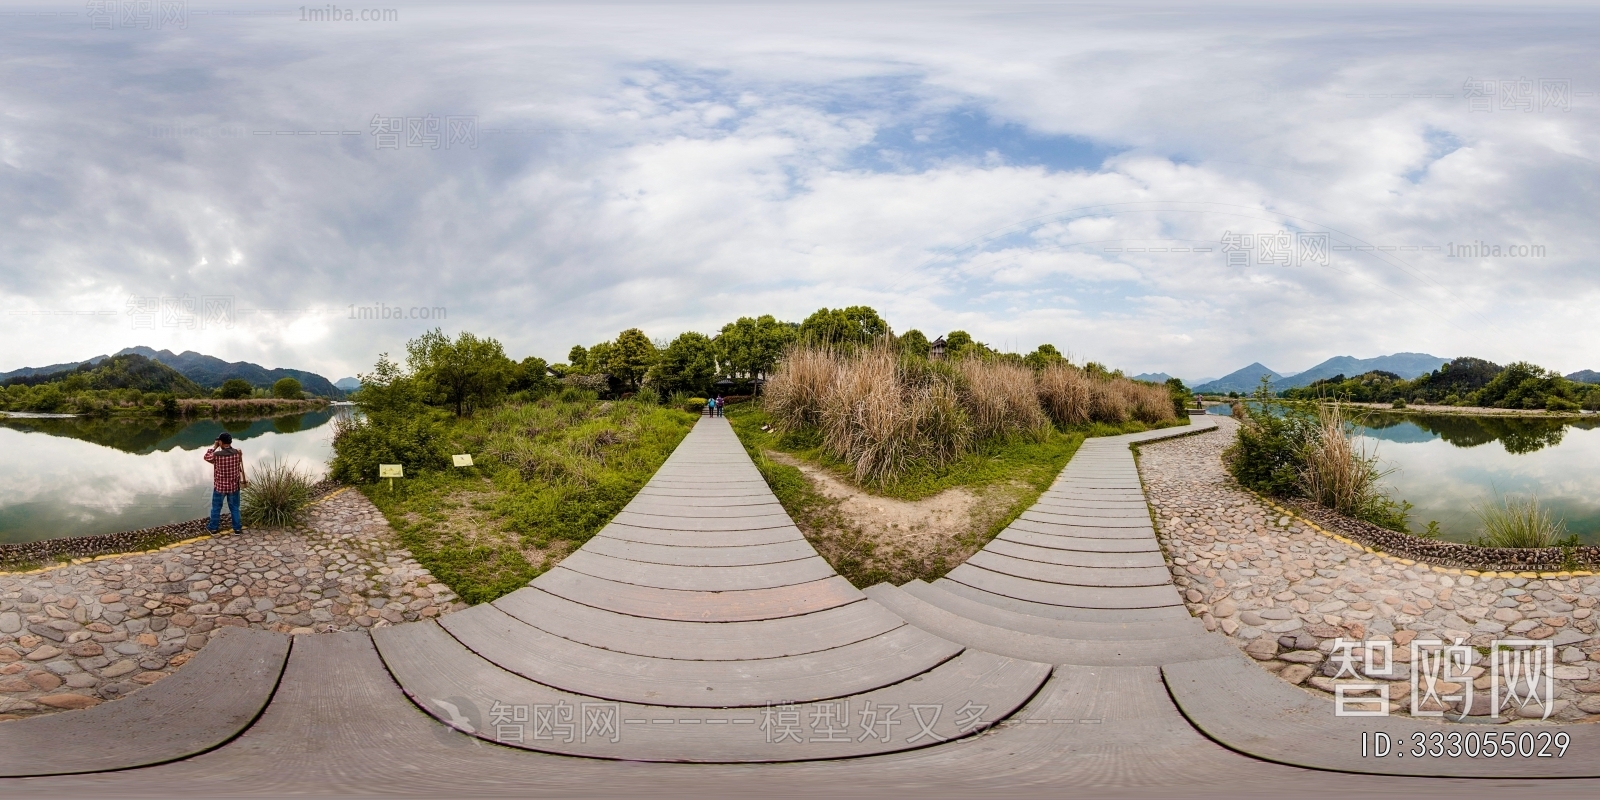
{"left": 1472, "top": 494, "right": 1569, "bottom": 549}
{"left": 1037, "top": 364, "right": 1092, "bottom": 426}
{"left": 241, "top": 457, "right": 314, "bottom": 528}
{"left": 958, "top": 358, "right": 1049, "bottom": 440}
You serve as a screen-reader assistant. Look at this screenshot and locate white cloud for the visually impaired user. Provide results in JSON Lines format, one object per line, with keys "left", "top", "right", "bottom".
{"left": 2, "top": 3, "right": 1598, "bottom": 383}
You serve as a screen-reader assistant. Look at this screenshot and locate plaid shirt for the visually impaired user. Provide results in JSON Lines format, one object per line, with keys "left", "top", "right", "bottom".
{"left": 205, "top": 446, "right": 244, "bottom": 493}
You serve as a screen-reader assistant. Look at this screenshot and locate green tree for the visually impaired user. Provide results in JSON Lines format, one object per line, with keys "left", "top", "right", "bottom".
{"left": 648, "top": 332, "right": 718, "bottom": 395}
{"left": 509, "top": 356, "right": 556, "bottom": 397}
{"left": 1023, "top": 343, "right": 1066, "bottom": 371}
{"left": 716, "top": 315, "right": 799, "bottom": 379}
{"left": 271, "top": 377, "right": 303, "bottom": 399}
{"left": 405, "top": 328, "right": 514, "bottom": 417}
{"left": 898, "top": 329, "right": 931, "bottom": 358}
{"left": 567, "top": 345, "right": 589, "bottom": 371}
{"left": 607, "top": 328, "right": 659, "bottom": 391}
{"left": 217, "top": 378, "right": 253, "bottom": 399}
{"left": 943, "top": 330, "right": 985, "bottom": 359}
{"left": 799, "top": 306, "right": 889, "bottom": 345}
{"left": 354, "top": 353, "right": 420, "bottom": 416}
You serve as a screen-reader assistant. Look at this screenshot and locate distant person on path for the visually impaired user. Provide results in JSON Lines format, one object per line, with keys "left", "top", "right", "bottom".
{"left": 715, "top": 396, "right": 725, "bottom": 417}
{"left": 706, "top": 397, "right": 717, "bottom": 417}
{"left": 204, "top": 433, "right": 247, "bottom": 535}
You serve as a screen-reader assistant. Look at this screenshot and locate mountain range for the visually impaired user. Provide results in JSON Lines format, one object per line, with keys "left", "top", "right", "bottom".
{"left": 1130, "top": 372, "right": 1175, "bottom": 384}
{"left": 334, "top": 377, "right": 362, "bottom": 391}
{"left": 1192, "top": 353, "right": 1452, "bottom": 394}
{"left": 1, "top": 347, "right": 342, "bottom": 397}
{"left": 1569, "top": 370, "right": 1600, "bottom": 385}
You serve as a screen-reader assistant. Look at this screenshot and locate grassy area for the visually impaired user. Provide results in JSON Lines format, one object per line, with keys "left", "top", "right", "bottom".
{"left": 728, "top": 404, "right": 1187, "bottom": 586}
{"left": 356, "top": 396, "right": 697, "bottom": 604}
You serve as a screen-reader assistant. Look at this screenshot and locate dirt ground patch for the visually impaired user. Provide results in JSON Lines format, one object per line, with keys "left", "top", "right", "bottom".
{"left": 401, "top": 487, "right": 575, "bottom": 574}
{"left": 765, "top": 451, "right": 1028, "bottom": 587}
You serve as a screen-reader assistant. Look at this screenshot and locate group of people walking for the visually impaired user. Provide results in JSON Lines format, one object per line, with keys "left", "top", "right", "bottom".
{"left": 705, "top": 396, "right": 726, "bottom": 417}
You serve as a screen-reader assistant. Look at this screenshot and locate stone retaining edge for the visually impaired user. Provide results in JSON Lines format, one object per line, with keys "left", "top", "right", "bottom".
{"left": 0, "top": 480, "right": 346, "bottom": 574}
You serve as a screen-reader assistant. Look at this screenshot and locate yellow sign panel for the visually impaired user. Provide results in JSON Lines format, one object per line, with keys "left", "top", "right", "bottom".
{"left": 378, "top": 464, "right": 404, "bottom": 478}
{"left": 452, "top": 454, "right": 474, "bottom": 467}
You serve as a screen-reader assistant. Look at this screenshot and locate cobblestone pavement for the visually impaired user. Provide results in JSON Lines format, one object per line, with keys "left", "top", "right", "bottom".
{"left": 1139, "top": 417, "right": 1600, "bottom": 721}
{"left": 0, "top": 488, "right": 463, "bottom": 721}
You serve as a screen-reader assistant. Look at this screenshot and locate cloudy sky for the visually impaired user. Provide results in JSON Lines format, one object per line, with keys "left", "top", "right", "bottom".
{"left": 2, "top": 1, "right": 1597, "bottom": 383}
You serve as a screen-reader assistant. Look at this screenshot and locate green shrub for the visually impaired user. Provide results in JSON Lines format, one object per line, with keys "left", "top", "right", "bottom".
{"left": 329, "top": 413, "right": 450, "bottom": 483}
{"left": 1391, "top": 399, "right": 1406, "bottom": 409}
{"left": 271, "top": 377, "right": 303, "bottom": 399}
{"left": 1545, "top": 395, "right": 1580, "bottom": 412}
{"left": 241, "top": 458, "right": 313, "bottom": 527}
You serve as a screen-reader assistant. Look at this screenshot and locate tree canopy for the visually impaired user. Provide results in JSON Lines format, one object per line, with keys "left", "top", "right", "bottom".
{"left": 716, "top": 315, "right": 798, "bottom": 379}
{"left": 798, "top": 306, "right": 890, "bottom": 345}
{"left": 405, "top": 328, "right": 513, "bottom": 416}
{"left": 648, "top": 332, "right": 718, "bottom": 395}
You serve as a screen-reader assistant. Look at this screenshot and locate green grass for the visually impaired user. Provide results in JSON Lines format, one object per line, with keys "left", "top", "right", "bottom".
{"left": 358, "top": 397, "right": 697, "bottom": 604}
{"left": 727, "top": 405, "right": 1187, "bottom": 586}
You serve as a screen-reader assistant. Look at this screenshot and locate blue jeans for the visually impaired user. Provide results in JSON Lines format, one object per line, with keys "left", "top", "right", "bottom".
{"left": 210, "top": 489, "right": 241, "bottom": 533}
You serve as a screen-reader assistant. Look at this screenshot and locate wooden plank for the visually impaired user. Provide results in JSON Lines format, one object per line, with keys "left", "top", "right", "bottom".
{"left": 1012, "top": 516, "right": 1156, "bottom": 539}
{"left": 945, "top": 564, "right": 1184, "bottom": 610}
{"left": 1019, "top": 510, "right": 1152, "bottom": 528}
{"left": 0, "top": 627, "right": 288, "bottom": 777}
{"left": 983, "top": 537, "right": 1166, "bottom": 569}
{"left": 1163, "top": 652, "right": 1600, "bottom": 778}
{"left": 580, "top": 536, "right": 820, "bottom": 567}
{"left": 620, "top": 501, "right": 788, "bottom": 519}
{"left": 1027, "top": 502, "right": 1149, "bottom": 518}
{"left": 375, "top": 621, "right": 1051, "bottom": 763}
{"left": 932, "top": 578, "right": 1192, "bottom": 623}
{"left": 440, "top": 605, "right": 964, "bottom": 708}
{"left": 493, "top": 588, "right": 904, "bottom": 660}
{"left": 899, "top": 580, "right": 1208, "bottom": 641}
{"left": 532, "top": 568, "right": 863, "bottom": 622}
{"left": 597, "top": 523, "right": 807, "bottom": 548}
{"left": 558, "top": 549, "right": 837, "bottom": 591}
{"left": 966, "top": 550, "right": 1173, "bottom": 588}
{"left": 865, "top": 584, "right": 1233, "bottom": 667}
{"left": 611, "top": 511, "right": 796, "bottom": 532}
{"left": 999, "top": 526, "right": 1160, "bottom": 553}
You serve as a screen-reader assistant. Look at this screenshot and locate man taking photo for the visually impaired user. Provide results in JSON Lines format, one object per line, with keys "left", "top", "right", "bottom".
{"left": 204, "top": 432, "right": 248, "bottom": 535}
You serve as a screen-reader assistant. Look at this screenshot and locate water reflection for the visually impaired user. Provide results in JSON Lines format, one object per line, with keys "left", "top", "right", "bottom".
{"left": 0, "top": 409, "right": 344, "bottom": 544}
{"left": 1349, "top": 413, "right": 1600, "bottom": 544}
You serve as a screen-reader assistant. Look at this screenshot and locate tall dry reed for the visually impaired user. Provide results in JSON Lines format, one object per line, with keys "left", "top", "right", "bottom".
{"left": 762, "top": 345, "right": 839, "bottom": 432}
{"left": 1037, "top": 364, "right": 1092, "bottom": 426}
{"left": 959, "top": 358, "right": 1049, "bottom": 440}
{"left": 1297, "top": 403, "right": 1388, "bottom": 519}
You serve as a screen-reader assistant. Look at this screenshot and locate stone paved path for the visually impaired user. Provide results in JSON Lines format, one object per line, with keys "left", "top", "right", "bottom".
{"left": 1140, "top": 415, "right": 1600, "bottom": 720}
{"left": 0, "top": 488, "right": 462, "bottom": 721}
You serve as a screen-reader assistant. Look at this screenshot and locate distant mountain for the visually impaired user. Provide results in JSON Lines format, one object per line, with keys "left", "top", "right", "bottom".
{"left": 1193, "top": 363, "right": 1282, "bottom": 394}
{"left": 1271, "top": 353, "right": 1449, "bottom": 390}
{"left": 0, "top": 355, "right": 109, "bottom": 380}
{"left": 1568, "top": 370, "right": 1600, "bottom": 385}
{"left": 334, "top": 377, "right": 361, "bottom": 391}
{"left": 1, "top": 348, "right": 342, "bottom": 397}
{"left": 115, "top": 347, "right": 342, "bottom": 397}
{"left": 2, "top": 353, "right": 202, "bottom": 395}
{"left": 1131, "top": 372, "right": 1175, "bottom": 384}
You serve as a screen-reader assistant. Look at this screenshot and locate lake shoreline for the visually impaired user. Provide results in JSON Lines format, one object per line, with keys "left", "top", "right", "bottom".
{"left": 3, "top": 398, "right": 334, "bottom": 420}
{"left": 0, "top": 479, "right": 342, "bottom": 572}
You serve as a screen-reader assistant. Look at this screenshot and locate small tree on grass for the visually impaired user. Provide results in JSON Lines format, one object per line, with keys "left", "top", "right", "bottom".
{"left": 607, "top": 328, "right": 659, "bottom": 392}
{"left": 406, "top": 328, "right": 513, "bottom": 417}
{"left": 271, "top": 376, "right": 303, "bottom": 399}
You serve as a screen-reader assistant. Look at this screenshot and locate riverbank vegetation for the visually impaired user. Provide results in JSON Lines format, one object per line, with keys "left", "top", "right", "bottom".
{"left": 1471, "top": 494, "right": 1576, "bottom": 549}
{"left": 0, "top": 353, "right": 334, "bottom": 416}
{"left": 1280, "top": 356, "right": 1600, "bottom": 411}
{"left": 1225, "top": 391, "right": 1413, "bottom": 532}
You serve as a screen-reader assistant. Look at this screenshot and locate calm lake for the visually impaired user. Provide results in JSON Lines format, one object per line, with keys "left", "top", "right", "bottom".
{"left": 0, "top": 408, "right": 344, "bottom": 544}
{"left": 1207, "top": 405, "right": 1600, "bottom": 544}
{"left": 1356, "top": 413, "right": 1600, "bottom": 545}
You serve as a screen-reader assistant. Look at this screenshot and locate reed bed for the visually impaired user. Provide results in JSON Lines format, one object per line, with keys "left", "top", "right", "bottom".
{"left": 764, "top": 344, "right": 1173, "bottom": 484}
{"left": 1296, "top": 403, "right": 1388, "bottom": 519}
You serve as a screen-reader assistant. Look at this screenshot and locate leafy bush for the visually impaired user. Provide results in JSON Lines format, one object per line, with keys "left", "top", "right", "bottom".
{"left": 217, "top": 378, "right": 254, "bottom": 399}
{"left": 1546, "top": 395, "right": 1581, "bottom": 412}
{"left": 271, "top": 377, "right": 303, "bottom": 399}
{"left": 329, "top": 412, "right": 450, "bottom": 483}
{"left": 241, "top": 458, "right": 313, "bottom": 527}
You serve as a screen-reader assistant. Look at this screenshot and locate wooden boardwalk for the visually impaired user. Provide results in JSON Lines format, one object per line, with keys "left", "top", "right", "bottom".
{"left": 9, "top": 415, "right": 1600, "bottom": 793}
